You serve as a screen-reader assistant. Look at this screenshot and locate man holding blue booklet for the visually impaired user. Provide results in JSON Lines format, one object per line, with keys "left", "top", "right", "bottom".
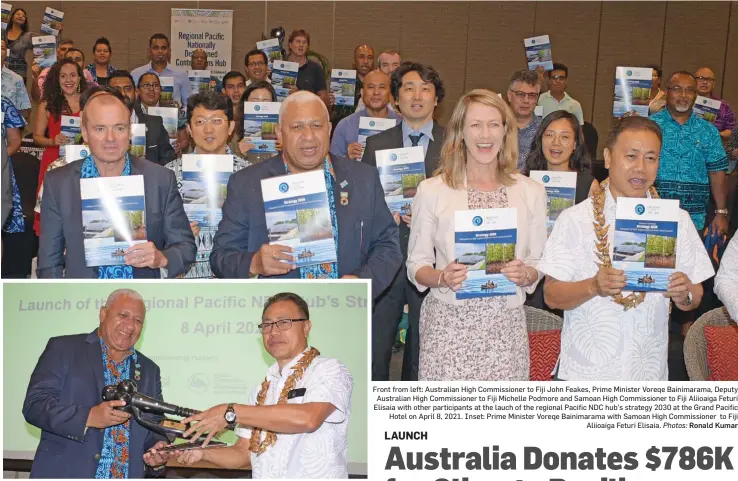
{"left": 539, "top": 117, "right": 714, "bottom": 381}
{"left": 210, "top": 91, "right": 402, "bottom": 298}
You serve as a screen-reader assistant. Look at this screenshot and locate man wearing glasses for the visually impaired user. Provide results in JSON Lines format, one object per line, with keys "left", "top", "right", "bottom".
{"left": 150, "top": 292, "right": 354, "bottom": 479}
{"left": 537, "top": 62, "right": 584, "bottom": 126}
{"left": 694, "top": 66, "right": 736, "bottom": 143}
{"left": 245, "top": 49, "right": 272, "bottom": 87}
{"left": 507, "top": 69, "right": 542, "bottom": 169}
{"left": 135, "top": 72, "right": 187, "bottom": 157}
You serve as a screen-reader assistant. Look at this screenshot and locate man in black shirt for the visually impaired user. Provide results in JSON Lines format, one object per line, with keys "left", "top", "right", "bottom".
{"left": 286, "top": 29, "right": 328, "bottom": 103}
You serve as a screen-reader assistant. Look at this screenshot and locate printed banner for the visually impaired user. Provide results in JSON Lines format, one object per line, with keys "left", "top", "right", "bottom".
{"left": 375, "top": 146, "right": 425, "bottom": 216}
{"left": 524, "top": 35, "right": 553, "bottom": 71}
{"left": 243, "top": 101, "right": 280, "bottom": 154}
{"left": 529, "top": 170, "right": 577, "bottom": 236}
{"left": 170, "top": 8, "right": 233, "bottom": 79}
{"left": 80, "top": 175, "right": 147, "bottom": 267}
{"left": 614, "top": 66, "right": 653, "bottom": 117}
{"left": 454, "top": 208, "right": 518, "bottom": 299}
{"left": 261, "top": 170, "right": 337, "bottom": 268}
{"left": 613, "top": 197, "right": 680, "bottom": 292}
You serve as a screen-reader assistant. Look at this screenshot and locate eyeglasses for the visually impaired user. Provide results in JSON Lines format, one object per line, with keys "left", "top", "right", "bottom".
{"left": 258, "top": 318, "right": 307, "bottom": 334}
{"left": 542, "top": 131, "right": 573, "bottom": 145}
{"left": 113, "top": 85, "right": 134, "bottom": 93}
{"left": 694, "top": 76, "right": 715, "bottom": 82}
{"left": 667, "top": 86, "right": 697, "bottom": 95}
{"left": 550, "top": 75, "right": 566, "bottom": 81}
{"left": 192, "top": 117, "right": 227, "bottom": 127}
{"left": 248, "top": 61, "right": 266, "bottom": 68}
{"left": 140, "top": 83, "right": 161, "bottom": 90}
{"left": 510, "top": 90, "right": 539, "bottom": 101}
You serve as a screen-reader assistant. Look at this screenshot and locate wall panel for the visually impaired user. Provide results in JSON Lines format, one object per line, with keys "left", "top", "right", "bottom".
{"left": 265, "top": 1, "right": 335, "bottom": 65}
{"left": 333, "top": 2, "right": 402, "bottom": 72}
{"left": 721, "top": 2, "right": 738, "bottom": 111}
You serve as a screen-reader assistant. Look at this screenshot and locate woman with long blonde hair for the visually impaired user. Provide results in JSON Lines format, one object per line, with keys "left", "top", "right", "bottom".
{"left": 406, "top": 89, "right": 547, "bottom": 381}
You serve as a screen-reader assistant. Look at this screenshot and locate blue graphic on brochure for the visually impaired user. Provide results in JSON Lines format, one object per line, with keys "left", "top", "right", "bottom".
{"left": 80, "top": 175, "right": 147, "bottom": 267}
{"left": 262, "top": 170, "right": 337, "bottom": 268}
{"left": 358, "top": 117, "right": 396, "bottom": 149}
{"left": 158, "top": 77, "right": 176, "bottom": 108}
{"left": 330, "top": 69, "right": 357, "bottom": 106}
{"left": 613, "top": 197, "right": 679, "bottom": 292}
{"left": 375, "top": 146, "right": 425, "bottom": 215}
{"left": 257, "top": 38, "right": 282, "bottom": 68}
{"left": 524, "top": 35, "right": 553, "bottom": 71}
{"left": 188, "top": 70, "right": 211, "bottom": 93}
{"left": 455, "top": 208, "right": 518, "bottom": 299}
{"left": 272, "top": 60, "right": 299, "bottom": 101}
{"left": 129, "top": 124, "right": 146, "bottom": 158}
{"left": 243, "top": 102, "right": 280, "bottom": 153}
{"left": 614, "top": 66, "right": 653, "bottom": 117}
{"left": 40, "top": 7, "right": 63, "bottom": 36}
{"left": 60, "top": 115, "right": 81, "bottom": 158}
{"left": 529, "top": 170, "right": 577, "bottom": 236}
{"left": 693, "top": 96, "right": 721, "bottom": 124}
{"left": 32, "top": 35, "right": 56, "bottom": 68}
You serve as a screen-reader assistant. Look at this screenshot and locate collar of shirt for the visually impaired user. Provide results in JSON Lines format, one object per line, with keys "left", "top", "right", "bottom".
{"left": 192, "top": 145, "right": 234, "bottom": 155}
{"left": 144, "top": 61, "right": 178, "bottom": 75}
{"left": 267, "top": 346, "right": 312, "bottom": 380}
{"left": 660, "top": 108, "right": 700, "bottom": 129}
{"left": 283, "top": 156, "right": 336, "bottom": 181}
{"left": 541, "top": 90, "right": 571, "bottom": 104}
{"left": 401, "top": 119, "right": 434, "bottom": 143}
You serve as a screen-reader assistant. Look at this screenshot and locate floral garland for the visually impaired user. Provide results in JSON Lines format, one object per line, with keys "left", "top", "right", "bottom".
{"left": 592, "top": 179, "right": 659, "bottom": 311}
{"left": 249, "top": 347, "right": 320, "bottom": 456}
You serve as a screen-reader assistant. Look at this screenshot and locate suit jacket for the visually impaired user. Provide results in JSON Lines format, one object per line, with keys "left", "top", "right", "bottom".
{"left": 360, "top": 121, "right": 446, "bottom": 257}
{"left": 1, "top": 142, "right": 11, "bottom": 226}
{"left": 406, "top": 173, "right": 548, "bottom": 308}
{"left": 134, "top": 103, "right": 177, "bottom": 166}
{"left": 37, "top": 156, "right": 196, "bottom": 278}
{"left": 210, "top": 154, "right": 403, "bottom": 299}
{"left": 23, "top": 330, "right": 165, "bottom": 479}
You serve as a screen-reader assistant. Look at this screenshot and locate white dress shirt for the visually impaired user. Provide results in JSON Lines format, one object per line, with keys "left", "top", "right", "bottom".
{"left": 715, "top": 235, "right": 738, "bottom": 320}
{"left": 538, "top": 187, "right": 715, "bottom": 381}
{"left": 235, "top": 349, "right": 353, "bottom": 478}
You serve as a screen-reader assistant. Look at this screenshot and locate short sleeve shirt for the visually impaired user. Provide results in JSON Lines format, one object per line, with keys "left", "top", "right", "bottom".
{"left": 296, "top": 60, "right": 327, "bottom": 94}
{"left": 1, "top": 67, "right": 32, "bottom": 111}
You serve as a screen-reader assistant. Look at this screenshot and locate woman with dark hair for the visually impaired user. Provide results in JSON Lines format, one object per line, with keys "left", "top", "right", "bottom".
{"left": 232, "top": 80, "right": 282, "bottom": 164}
{"left": 32, "top": 58, "right": 86, "bottom": 235}
{"left": 86, "top": 37, "right": 116, "bottom": 85}
{"left": 5, "top": 8, "right": 35, "bottom": 80}
{"left": 525, "top": 110, "right": 599, "bottom": 204}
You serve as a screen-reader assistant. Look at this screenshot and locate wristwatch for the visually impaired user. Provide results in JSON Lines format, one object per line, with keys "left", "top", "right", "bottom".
{"left": 224, "top": 403, "right": 237, "bottom": 429}
{"left": 715, "top": 209, "right": 729, "bottom": 216}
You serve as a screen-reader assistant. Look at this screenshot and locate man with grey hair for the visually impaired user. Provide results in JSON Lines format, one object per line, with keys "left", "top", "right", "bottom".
{"left": 507, "top": 69, "right": 542, "bottom": 169}
{"left": 23, "top": 288, "right": 171, "bottom": 477}
{"left": 211, "top": 91, "right": 402, "bottom": 298}
{"left": 36, "top": 87, "right": 196, "bottom": 278}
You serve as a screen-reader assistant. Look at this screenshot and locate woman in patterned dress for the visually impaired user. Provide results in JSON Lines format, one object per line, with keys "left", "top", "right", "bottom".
{"left": 406, "top": 89, "right": 548, "bottom": 381}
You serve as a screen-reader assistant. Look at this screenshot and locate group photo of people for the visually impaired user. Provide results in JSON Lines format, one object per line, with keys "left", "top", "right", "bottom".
{"left": 1, "top": 0, "right": 738, "bottom": 478}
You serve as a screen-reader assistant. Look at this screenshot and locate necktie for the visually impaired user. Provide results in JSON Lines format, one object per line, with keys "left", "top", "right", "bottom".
{"left": 409, "top": 133, "right": 424, "bottom": 146}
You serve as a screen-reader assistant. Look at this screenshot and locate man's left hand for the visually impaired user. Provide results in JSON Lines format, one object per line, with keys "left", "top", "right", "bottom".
{"left": 125, "top": 242, "right": 168, "bottom": 269}
{"left": 711, "top": 214, "right": 729, "bottom": 237}
{"left": 401, "top": 213, "right": 412, "bottom": 227}
{"left": 143, "top": 441, "right": 170, "bottom": 469}
{"left": 664, "top": 271, "right": 693, "bottom": 305}
{"left": 181, "top": 403, "right": 229, "bottom": 447}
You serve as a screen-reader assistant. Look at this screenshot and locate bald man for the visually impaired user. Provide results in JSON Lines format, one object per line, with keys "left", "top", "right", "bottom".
{"left": 37, "top": 87, "right": 196, "bottom": 278}
{"left": 694, "top": 66, "right": 735, "bottom": 141}
{"left": 211, "top": 91, "right": 402, "bottom": 298}
{"left": 330, "top": 44, "right": 375, "bottom": 129}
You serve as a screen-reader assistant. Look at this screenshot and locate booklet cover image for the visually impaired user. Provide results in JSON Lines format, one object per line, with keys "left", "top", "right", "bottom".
{"left": 129, "top": 124, "right": 146, "bottom": 157}
{"left": 1, "top": 3, "right": 11, "bottom": 31}
{"left": 330, "top": 69, "right": 357, "bottom": 107}
{"left": 524, "top": 35, "right": 553, "bottom": 71}
{"left": 272, "top": 60, "right": 299, "bottom": 101}
{"left": 32, "top": 35, "right": 57, "bottom": 68}
{"left": 358, "top": 117, "right": 396, "bottom": 149}
{"left": 158, "top": 77, "right": 175, "bottom": 107}
{"left": 147, "top": 107, "right": 178, "bottom": 147}
{"left": 693, "top": 96, "right": 721, "bottom": 123}
{"left": 613, "top": 66, "right": 652, "bottom": 117}
{"left": 243, "top": 102, "right": 280, "bottom": 153}
{"left": 262, "top": 170, "right": 337, "bottom": 268}
{"left": 257, "top": 38, "right": 283, "bottom": 67}
{"left": 613, "top": 198, "right": 679, "bottom": 292}
{"left": 375, "top": 146, "right": 425, "bottom": 216}
{"left": 529, "top": 171, "right": 577, "bottom": 236}
{"left": 40, "top": 7, "right": 63, "bottom": 36}
{"left": 189, "top": 70, "right": 211, "bottom": 93}
{"left": 454, "top": 208, "right": 518, "bottom": 299}
{"left": 80, "top": 175, "right": 147, "bottom": 267}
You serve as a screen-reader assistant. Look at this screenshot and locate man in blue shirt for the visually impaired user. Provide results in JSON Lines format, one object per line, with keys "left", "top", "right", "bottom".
{"left": 330, "top": 70, "right": 400, "bottom": 159}
{"left": 131, "top": 34, "right": 191, "bottom": 153}
{"left": 649, "top": 71, "right": 729, "bottom": 235}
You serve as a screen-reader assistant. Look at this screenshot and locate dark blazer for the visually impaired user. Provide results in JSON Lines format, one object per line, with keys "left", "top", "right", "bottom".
{"left": 134, "top": 103, "right": 177, "bottom": 166}
{"left": 37, "top": 156, "right": 196, "bottom": 278}
{"left": 361, "top": 121, "right": 446, "bottom": 257}
{"left": 210, "top": 154, "right": 403, "bottom": 298}
{"left": 23, "top": 330, "right": 165, "bottom": 479}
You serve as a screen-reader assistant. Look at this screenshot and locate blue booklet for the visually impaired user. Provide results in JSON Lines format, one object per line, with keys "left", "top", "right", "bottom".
{"left": 524, "top": 35, "right": 553, "bottom": 71}
{"left": 129, "top": 124, "right": 146, "bottom": 158}
{"left": 80, "top": 175, "right": 147, "bottom": 267}
{"left": 358, "top": 117, "right": 396, "bottom": 150}
{"left": 261, "top": 170, "right": 337, "bottom": 268}
{"left": 271, "top": 60, "right": 299, "bottom": 101}
{"left": 330, "top": 69, "right": 357, "bottom": 107}
{"left": 529, "top": 170, "right": 577, "bottom": 237}
{"left": 1, "top": 3, "right": 11, "bottom": 31}
{"left": 60, "top": 115, "right": 81, "bottom": 158}
{"left": 613, "top": 67, "right": 652, "bottom": 117}
{"left": 257, "top": 38, "right": 282, "bottom": 68}
{"left": 454, "top": 208, "right": 518, "bottom": 299}
{"left": 613, "top": 197, "right": 679, "bottom": 292}
{"left": 375, "top": 146, "right": 425, "bottom": 216}
{"left": 40, "top": 7, "right": 63, "bottom": 36}
{"left": 188, "top": 70, "right": 211, "bottom": 93}
{"left": 32, "top": 35, "right": 56, "bottom": 68}
{"left": 694, "top": 96, "right": 721, "bottom": 123}
{"left": 243, "top": 102, "right": 280, "bottom": 153}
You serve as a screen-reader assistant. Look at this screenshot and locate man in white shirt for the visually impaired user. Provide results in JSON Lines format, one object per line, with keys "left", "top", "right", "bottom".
{"left": 154, "top": 292, "right": 353, "bottom": 478}
{"left": 244, "top": 49, "right": 272, "bottom": 87}
{"left": 537, "top": 62, "right": 584, "bottom": 125}
{"left": 715, "top": 236, "right": 738, "bottom": 320}
{"left": 538, "top": 116, "right": 715, "bottom": 381}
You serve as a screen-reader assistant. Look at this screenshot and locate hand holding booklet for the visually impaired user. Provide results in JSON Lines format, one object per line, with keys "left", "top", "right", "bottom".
{"left": 60, "top": 115, "right": 81, "bottom": 157}
{"left": 613, "top": 66, "right": 652, "bottom": 117}
{"left": 375, "top": 146, "right": 425, "bottom": 215}
{"left": 271, "top": 60, "right": 299, "bottom": 101}
{"left": 40, "top": 7, "right": 63, "bottom": 36}
{"left": 81, "top": 175, "right": 147, "bottom": 267}
{"left": 693, "top": 96, "right": 721, "bottom": 123}
{"left": 529, "top": 170, "right": 577, "bottom": 236}
{"left": 358, "top": 117, "right": 396, "bottom": 150}
{"left": 524, "top": 35, "right": 553, "bottom": 71}
{"left": 454, "top": 208, "right": 518, "bottom": 299}
{"left": 32, "top": 35, "right": 57, "bottom": 68}
{"left": 261, "top": 170, "right": 337, "bottom": 268}
{"left": 612, "top": 197, "right": 679, "bottom": 292}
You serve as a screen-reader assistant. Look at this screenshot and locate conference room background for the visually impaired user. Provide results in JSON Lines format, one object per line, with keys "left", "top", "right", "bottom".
{"left": 12, "top": 1, "right": 738, "bottom": 157}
